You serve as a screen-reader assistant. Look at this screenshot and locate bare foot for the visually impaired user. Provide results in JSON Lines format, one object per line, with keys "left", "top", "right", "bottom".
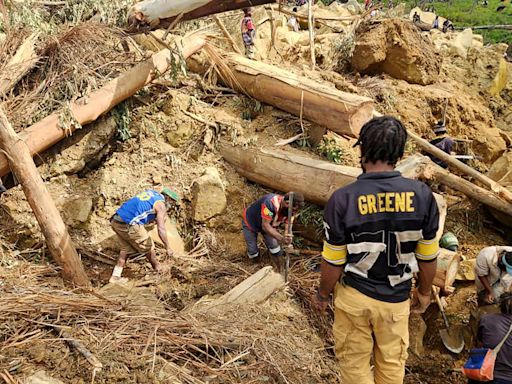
{"left": 109, "top": 276, "right": 129, "bottom": 284}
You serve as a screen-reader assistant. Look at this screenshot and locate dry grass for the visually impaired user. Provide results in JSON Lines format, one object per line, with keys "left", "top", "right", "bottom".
{"left": 0, "top": 23, "right": 137, "bottom": 130}
{"left": 0, "top": 258, "right": 340, "bottom": 384}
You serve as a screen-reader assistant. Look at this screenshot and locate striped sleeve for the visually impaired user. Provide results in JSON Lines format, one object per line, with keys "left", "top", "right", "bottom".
{"left": 415, "top": 238, "right": 440, "bottom": 261}
{"left": 322, "top": 241, "right": 347, "bottom": 265}
{"left": 322, "top": 191, "right": 347, "bottom": 266}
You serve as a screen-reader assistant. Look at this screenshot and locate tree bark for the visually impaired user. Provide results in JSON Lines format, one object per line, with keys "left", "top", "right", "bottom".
{"left": 128, "top": 0, "right": 277, "bottom": 32}
{"left": 189, "top": 51, "right": 374, "bottom": 137}
{"left": 219, "top": 142, "right": 361, "bottom": 206}
{"left": 308, "top": 0, "right": 315, "bottom": 70}
{"left": 0, "top": 34, "right": 207, "bottom": 178}
{"left": 0, "top": 108, "right": 90, "bottom": 287}
{"left": 408, "top": 130, "right": 512, "bottom": 204}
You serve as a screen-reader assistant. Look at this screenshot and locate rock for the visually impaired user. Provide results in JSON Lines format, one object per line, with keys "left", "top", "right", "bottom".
{"left": 351, "top": 19, "right": 441, "bottom": 85}
{"left": 147, "top": 219, "right": 186, "bottom": 255}
{"left": 192, "top": 167, "right": 227, "bottom": 222}
{"left": 61, "top": 197, "right": 93, "bottom": 226}
{"left": 41, "top": 117, "right": 116, "bottom": 177}
{"left": 449, "top": 28, "right": 473, "bottom": 58}
{"left": 25, "top": 370, "right": 65, "bottom": 384}
{"left": 165, "top": 119, "right": 196, "bottom": 147}
{"left": 489, "top": 58, "right": 510, "bottom": 97}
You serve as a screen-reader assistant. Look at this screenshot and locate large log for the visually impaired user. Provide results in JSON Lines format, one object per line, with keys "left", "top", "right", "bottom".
{"left": 0, "top": 34, "right": 207, "bottom": 178}
{"left": 0, "top": 108, "right": 90, "bottom": 287}
{"left": 127, "top": 0, "right": 277, "bottom": 31}
{"left": 190, "top": 51, "right": 375, "bottom": 137}
{"left": 219, "top": 142, "right": 361, "bottom": 206}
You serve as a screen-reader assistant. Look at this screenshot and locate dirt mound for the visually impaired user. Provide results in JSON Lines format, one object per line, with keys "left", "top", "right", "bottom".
{"left": 351, "top": 19, "right": 441, "bottom": 85}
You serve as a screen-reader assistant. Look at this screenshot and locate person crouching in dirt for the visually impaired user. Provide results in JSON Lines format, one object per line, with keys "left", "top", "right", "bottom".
{"left": 475, "top": 246, "right": 512, "bottom": 306}
{"left": 311, "top": 116, "right": 440, "bottom": 384}
{"left": 412, "top": 11, "right": 421, "bottom": 24}
{"left": 470, "top": 292, "right": 512, "bottom": 384}
{"left": 241, "top": 8, "right": 256, "bottom": 60}
{"left": 109, "top": 188, "right": 180, "bottom": 283}
{"left": 242, "top": 192, "right": 304, "bottom": 260}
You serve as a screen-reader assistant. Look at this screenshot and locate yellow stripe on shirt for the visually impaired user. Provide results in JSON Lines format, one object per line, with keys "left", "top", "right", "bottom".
{"left": 322, "top": 241, "right": 347, "bottom": 266}
{"left": 415, "top": 238, "right": 440, "bottom": 261}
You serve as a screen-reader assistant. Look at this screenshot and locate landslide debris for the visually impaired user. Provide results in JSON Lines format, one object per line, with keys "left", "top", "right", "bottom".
{"left": 351, "top": 19, "right": 442, "bottom": 85}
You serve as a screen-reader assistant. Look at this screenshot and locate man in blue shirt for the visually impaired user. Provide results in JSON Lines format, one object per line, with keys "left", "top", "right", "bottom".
{"left": 109, "top": 188, "right": 180, "bottom": 283}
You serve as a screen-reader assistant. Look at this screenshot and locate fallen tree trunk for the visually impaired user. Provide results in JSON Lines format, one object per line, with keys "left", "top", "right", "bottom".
{"left": 190, "top": 50, "right": 374, "bottom": 137}
{"left": 0, "top": 34, "right": 207, "bottom": 178}
{"left": 408, "top": 130, "right": 512, "bottom": 204}
{"left": 0, "top": 33, "right": 39, "bottom": 97}
{"left": 455, "top": 25, "right": 512, "bottom": 31}
{"left": 0, "top": 108, "right": 90, "bottom": 287}
{"left": 219, "top": 142, "right": 360, "bottom": 206}
{"left": 127, "top": 0, "right": 277, "bottom": 31}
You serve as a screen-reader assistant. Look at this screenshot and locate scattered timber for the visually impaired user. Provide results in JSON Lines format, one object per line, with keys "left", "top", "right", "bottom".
{"left": 128, "top": 0, "right": 277, "bottom": 31}
{"left": 0, "top": 34, "right": 207, "bottom": 178}
{"left": 408, "top": 130, "right": 512, "bottom": 204}
{"left": 0, "top": 33, "right": 39, "bottom": 97}
{"left": 211, "top": 266, "right": 285, "bottom": 306}
{"left": 432, "top": 249, "right": 460, "bottom": 292}
{"left": 0, "top": 108, "right": 90, "bottom": 287}
{"left": 190, "top": 50, "right": 374, "bottom": 137}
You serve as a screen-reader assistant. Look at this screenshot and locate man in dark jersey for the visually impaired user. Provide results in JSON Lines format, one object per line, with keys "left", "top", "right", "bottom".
{"left": 312, "top": 116, "right": 439, "bottom": 384}
{"left": 242, "top": 192, "right": 304, "bottom": 259}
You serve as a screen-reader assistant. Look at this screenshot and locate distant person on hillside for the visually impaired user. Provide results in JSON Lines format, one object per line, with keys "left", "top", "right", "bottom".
{"left": 442, "top": 19, "right": 454, "bottom": 33}
{"left": 470, "top": 292, "right": 512, "bottom": 384}
{"left": 287, "top": 7, "right": 300, "bottom": 32}
{"left": 296, "top": 0, "right": 307, "bottom": 6}
{"left": 506, "top": 44, "right": 512, "bottom": 62}
{"left": 426, "top": 121, "right": 455, "bottom": 169}
{"left": 483, "top": 0, "right": 489, "bottom": 7}
{"left": 475, "top": 246, "right": 512, "bottom": 306}
{"left": 364, "top": 0, "right": 373, "bottom": 10}
{"left": 241, "top": 8, "right": 256, "bottom": 60}
{"left": 433, "top": 15, "right": 440, "bottom": 29}
{"left": 413, "top": 11, "right": 421, "bottom": 23}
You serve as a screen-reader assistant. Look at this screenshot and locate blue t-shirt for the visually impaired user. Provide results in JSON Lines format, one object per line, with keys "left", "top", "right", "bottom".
{"left": 116, "top": 190, "right": 164, "bottom": 225}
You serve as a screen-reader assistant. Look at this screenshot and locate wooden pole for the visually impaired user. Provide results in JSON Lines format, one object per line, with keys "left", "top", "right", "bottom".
{"left": 0, "top": 34, "right": 207, "bottom": 178}
{"left": 213, "top": 15, "right": 243, "bottom": 55}
{"left": 0, "top": 107, "right": 90, "bottom": 287}
{"left": 308, "top": 0, "right": 315, "bottom": 70}
{"left": 407, "top": 130, "right": 512, "bottom": 204}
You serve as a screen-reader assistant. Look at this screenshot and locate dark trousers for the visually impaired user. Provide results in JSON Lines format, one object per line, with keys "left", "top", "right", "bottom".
{"left": 469, "top": 379, "right": 512, "bottom": 384}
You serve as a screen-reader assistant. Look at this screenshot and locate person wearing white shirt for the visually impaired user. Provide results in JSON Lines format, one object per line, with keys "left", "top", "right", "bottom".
{"left": 475, "top": 246, "right": 512, "bottom": 305}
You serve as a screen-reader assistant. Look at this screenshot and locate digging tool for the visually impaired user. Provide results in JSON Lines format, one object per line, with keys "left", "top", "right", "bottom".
{"left": 284, "top": 192, "right": 294, "bottom": 283}
{"left": 433, "top": 288, "right": 464, "bottom": 354}
{"left": 441, "top": 98, "right": 449, "bottom": 127}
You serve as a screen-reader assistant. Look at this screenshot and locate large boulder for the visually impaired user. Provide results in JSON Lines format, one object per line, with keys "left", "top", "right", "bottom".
{"left": 61, "top": 196, "right": 93, "bottom": 227}
{"left": 192, "top": 167, "right": 227, "bottom": 222}
{"left": 351, "top": 19, "right": 441, "bottom": 85}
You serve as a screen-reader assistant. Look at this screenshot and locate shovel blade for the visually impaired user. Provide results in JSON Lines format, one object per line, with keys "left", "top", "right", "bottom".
{"left": 439, "top": 328, "right": 464, "bottom": 354}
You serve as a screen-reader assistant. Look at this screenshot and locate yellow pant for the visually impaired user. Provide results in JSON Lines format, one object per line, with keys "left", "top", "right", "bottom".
{"left": 333, "top": 284, "right": 410, "bottom": 384}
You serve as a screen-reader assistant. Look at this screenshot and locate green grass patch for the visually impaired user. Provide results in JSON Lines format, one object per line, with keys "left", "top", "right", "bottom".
{"left": 405, "top": 0, "right": 511, "bottom": 44}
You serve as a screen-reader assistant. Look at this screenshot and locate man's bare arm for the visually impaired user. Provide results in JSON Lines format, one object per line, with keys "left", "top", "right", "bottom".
{"left": 319, "top": 260, "right": 343, "bottom": 297}
{"left": 262, "top": 220, "right": 284, "bottom": 242}
{"left": 417, "top": 260, "right": 437, "bottom": 295}
{"left": 155, "top": 202, "right": 171, "bottom": 253}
